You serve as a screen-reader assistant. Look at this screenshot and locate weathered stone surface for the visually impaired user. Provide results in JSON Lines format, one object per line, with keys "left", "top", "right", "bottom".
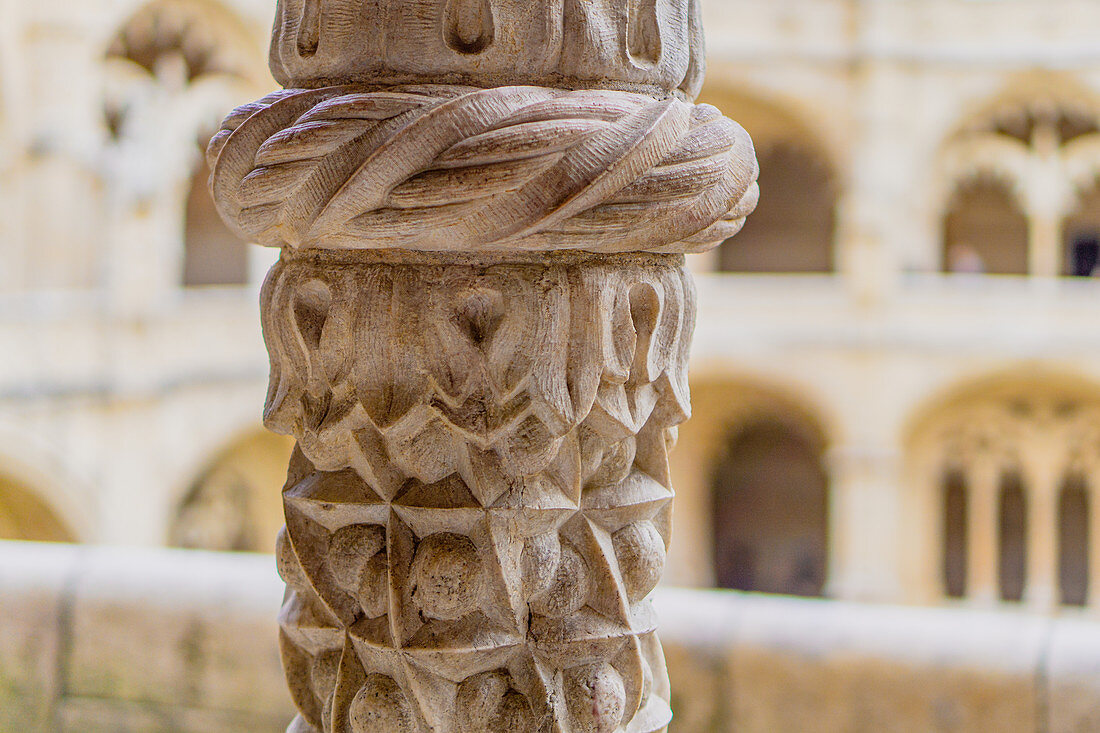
{"left": 265, "top": 252, "right": 687, "bottom": 732}
{"left": 656, "top": 589, "right": 1048, "bottom": 733}
{"left": 64, "top": 547, "right": 292, "bottom": 722}
{"left": 0, "top": 541, "right": 72, "bottom": 732}
{"left": 208, "top": 1, "right": 757, "bottom": 730}
{"left": 7, "top": 541, "right": 1100, "bottom": 732}
{"left": 56, "top": 697, "right": 289, "bottom": 733}
{"left": 267, "top": 0, "right": 708, "bottom": 97}
{"left": 209, "top": 86, "right": 757, "bottom": 253}
{"left": 1046, "top": 615, "right": 1100, "bottom": 733}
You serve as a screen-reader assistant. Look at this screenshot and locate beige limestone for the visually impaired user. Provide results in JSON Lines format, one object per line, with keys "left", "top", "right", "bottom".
{"left": 13, "top": 14, "right": 1100, "bottom": 732}
{"left": 8, "top": 0, "right": 1100, "bottom": 622}
{"left": 266, "top": 0, "right": 707, "bottom": 97}
{"left": 207, "top": 1, "right": 758, "bottom": 730}
{"left": 8, "top": 540, "right": 1100, "bottom": 733}
{"left": 0, "top": 542, "right": 71, "bottom": 732}
{"left": 0, "top": 542, "right": 294, "bottom": 732}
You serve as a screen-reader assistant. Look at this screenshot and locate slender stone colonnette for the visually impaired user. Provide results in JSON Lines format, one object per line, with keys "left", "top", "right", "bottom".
{"left": 209, "top": 1, "right": 757, "bottom": 730}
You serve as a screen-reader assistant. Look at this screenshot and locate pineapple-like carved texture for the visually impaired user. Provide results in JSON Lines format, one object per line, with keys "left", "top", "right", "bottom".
{"left": 271, "top": 255, "right": 688, "bottom": 732}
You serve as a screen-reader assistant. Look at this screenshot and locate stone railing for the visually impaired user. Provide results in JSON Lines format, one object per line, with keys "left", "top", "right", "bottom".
{"left": 3, "top": 540, "right": 1099, "bottom": 733}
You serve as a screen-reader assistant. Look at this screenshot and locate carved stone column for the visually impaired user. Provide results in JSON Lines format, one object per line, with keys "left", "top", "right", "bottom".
{"left": 208, "top": 2, "right": 757, "bottom": 731}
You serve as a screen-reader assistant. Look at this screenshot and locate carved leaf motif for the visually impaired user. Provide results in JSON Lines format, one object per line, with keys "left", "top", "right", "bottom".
{"left": 262, "top": 259, "right": 694, "bottom": 486}
{"left": 296, "top": 0, "right": 322, "bottom": 57}
{"left": 679, "top": 0, "right": 705, "bottom": 98}
{"left": 628, "top": 0, "right": 662, "bottom": 67}
{"left": 444, "top": 0, "right": 495, "bottom": 55}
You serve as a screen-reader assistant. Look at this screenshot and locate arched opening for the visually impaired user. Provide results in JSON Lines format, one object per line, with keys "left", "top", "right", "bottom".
{"left": 1063, "top": 187, "right": 1100, "bottom": 277}
{"left": 105, "top": 0, "right": 260, "bottom": 288}
{"left": 942, "top": 469, "right": 969, "bottom": 599}
{"left": 712, "top": 417, "right": 829, "bottom": 596}
{"left": 694, "top": 88, "right": 838, "bottom": 274}
{"left": 940, "top": 82, "right": 1100, "bottom": 278}
{"left": 0, "top": 474, "right": 76, "bottom": 543}
{"left": 106, "top": 1, "right": 257, "bottom": 87}
{"left": 170, "top": 430, "right": 295, "bottom": 553}
{"left": 942, "top": 178, "right": 1029, "bottom": 275}
{"left": 909, "top": 371, "right": 1100, "bottom": 606}
{"left": 1058, "top": 474, "right": 1090, "bottom": 606}
{"left": 182, "top": 148, "right": 249, "bottom": 286}
{"left": 717, "top": 143, "right": 836, "bottom": 273}
{"left": 998, "top": 471, "right": 1027, "bottom": 602}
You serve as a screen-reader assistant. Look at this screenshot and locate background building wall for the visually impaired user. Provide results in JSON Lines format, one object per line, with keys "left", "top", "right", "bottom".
{"left": 5, "top": 0, "right": 1100, "bottom": 618}
{"left": 5, "top": 540, "right": 1100, "bottom": 733}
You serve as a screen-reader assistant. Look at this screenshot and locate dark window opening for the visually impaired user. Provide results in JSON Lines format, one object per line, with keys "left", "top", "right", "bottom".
{"left": 998, "top": 472, "right": 1027, "bottom": 603}
{"left": 717, "top": 143, "right": 836, "bottom": 274}
{"left": 1069, "top": 236, "right": 1100, "bottom": 278}
{"left": 943, "top": 179, "right": 1029, "bottom": 275}
{"left": 183, "top": 152, "right": 250, "bottom": 287}
{"left": 943, "top": 470, "right": 969, "bottom": 599}
{"left": 1064, "top": 187, "right": 1100, "bottom": 277}
{"left": 712, "top": 418, "right": 829, "bottom": 597}
{"left": 1059, "top": 475, "right": 1090, "bottom": 606}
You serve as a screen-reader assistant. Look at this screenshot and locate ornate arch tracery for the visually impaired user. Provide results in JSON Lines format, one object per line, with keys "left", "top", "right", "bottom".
{"left": 937, "top": 75, "right": 1100, "bottom": 276}
{"left": 103, "top": 0, "right": 270, "bottom": 288}
{"left": 910, "top": 372, "right": 1100, "bottom": 609}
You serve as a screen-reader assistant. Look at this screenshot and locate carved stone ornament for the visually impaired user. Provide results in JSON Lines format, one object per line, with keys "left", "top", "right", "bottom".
{"left": 208, "top": 2, "right": 757, "bottom": 731}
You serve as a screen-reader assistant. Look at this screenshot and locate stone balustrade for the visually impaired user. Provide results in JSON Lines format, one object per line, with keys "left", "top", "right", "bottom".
{"left": 3, "top": 539, "right": 1100, "bottom": 732}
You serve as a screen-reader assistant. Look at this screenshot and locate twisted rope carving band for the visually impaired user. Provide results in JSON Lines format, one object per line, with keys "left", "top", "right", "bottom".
{"left": 209, "top": 84, "right": 759, "bottom": 254}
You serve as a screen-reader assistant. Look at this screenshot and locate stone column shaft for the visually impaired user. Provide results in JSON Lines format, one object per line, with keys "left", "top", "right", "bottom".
{"left": 967, "top": 461, "right": 999, "bottom": 606}
{"left": 208, "top": 2, "right": 758, "bottom": 731}
{"left": 1024, "top": 458, "right": 1061, "bottom": 611}
{"left": 1028, "top": 213, "right": 1062, "bottom": 279}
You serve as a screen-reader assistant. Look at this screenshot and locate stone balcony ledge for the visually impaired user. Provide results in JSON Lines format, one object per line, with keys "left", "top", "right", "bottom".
{"left": 2, "top": 539, "right": 1099, "bottom": 732}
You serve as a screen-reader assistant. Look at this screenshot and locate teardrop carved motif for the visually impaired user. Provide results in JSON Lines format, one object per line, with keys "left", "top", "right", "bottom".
{"left": 296, "top": 0, "right": 322, "bottom": 58}
{"left": 628, "top": 0, "right": 662, "bottom": 67}
{"left": 444, "top": 0, "right": 495, "bottom": 55}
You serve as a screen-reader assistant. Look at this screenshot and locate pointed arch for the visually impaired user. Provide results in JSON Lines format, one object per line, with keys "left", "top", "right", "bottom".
{"left": 103, "top": 0, "right": 270, "bottom": 289}
{"left": 0, "top": 473, "right": 78, "bottom": 543}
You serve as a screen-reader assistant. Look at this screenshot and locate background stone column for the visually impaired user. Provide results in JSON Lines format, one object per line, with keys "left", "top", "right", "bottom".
{"left": 967, "top": 459, "right": 1000, "bottom": 606}
{"left": 208, "top": 2, "right": 757, "bottom": 731}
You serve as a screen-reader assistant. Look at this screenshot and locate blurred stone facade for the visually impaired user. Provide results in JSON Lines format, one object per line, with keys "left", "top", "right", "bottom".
{"left": 6, "top": 0, "right": 1100, "bottom": 620}
{"left": 6, "top": 541, "right": 1099, "bottom": 732}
